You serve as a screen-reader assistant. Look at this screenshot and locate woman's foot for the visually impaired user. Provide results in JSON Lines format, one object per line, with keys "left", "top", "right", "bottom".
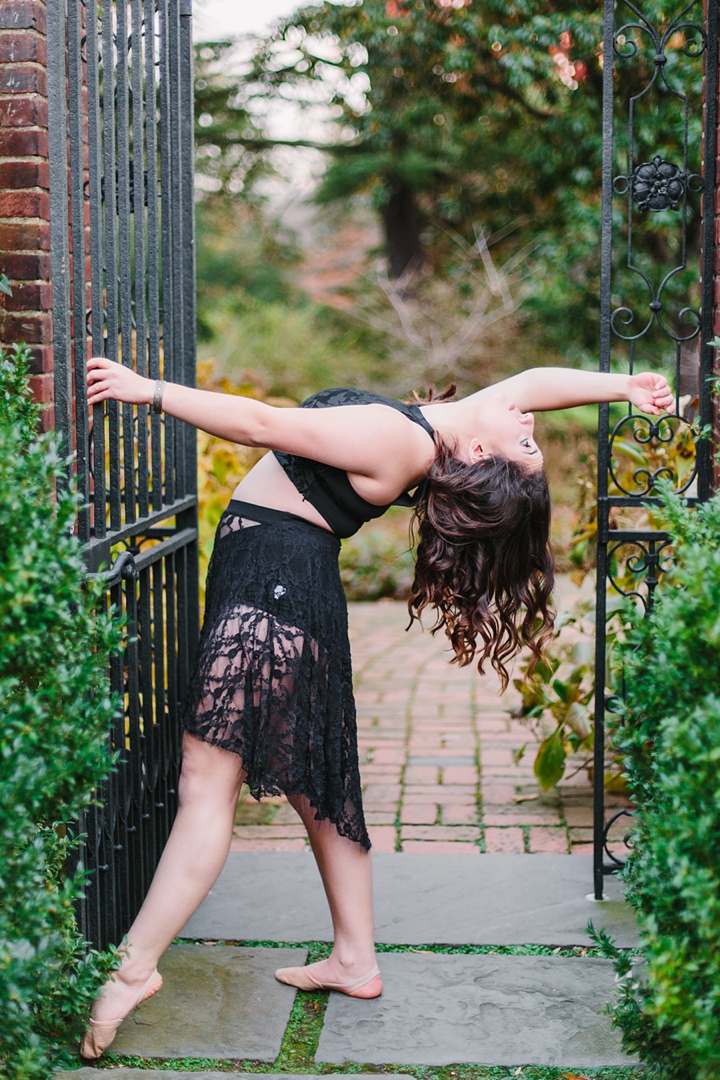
{"left": 275, "top": 957, "right": 382, "bottom": 998}
{"left": 80, "top": 964, "right": 163, "bottom": 1059}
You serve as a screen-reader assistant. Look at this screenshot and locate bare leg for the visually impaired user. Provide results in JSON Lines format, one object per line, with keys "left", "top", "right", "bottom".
{"left": 87, "top": 733, "right": 245, "bottom": 1026}
{"left": 286, "top": 795, "right": 379, "bottom": 991}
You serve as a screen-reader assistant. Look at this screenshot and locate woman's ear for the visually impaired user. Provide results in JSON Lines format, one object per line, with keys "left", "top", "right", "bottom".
{"left": 468, "top": 438, "right": 489, "bottom": 464}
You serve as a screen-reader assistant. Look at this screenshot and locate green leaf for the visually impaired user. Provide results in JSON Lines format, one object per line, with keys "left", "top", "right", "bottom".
{"left": 564, "top": 701, "right": 593, "bottom": 741}
{"left": 534, "top": 726, "right": 567, "bottom": 790}
{"left": 0, "top": 273, "right": 12, "bottom": 297}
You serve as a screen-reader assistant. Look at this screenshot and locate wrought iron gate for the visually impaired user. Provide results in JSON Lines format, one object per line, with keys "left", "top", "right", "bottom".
{"left": 593, "top": 0, "right": 718, "bottom": 897}
{"left": 46, "top": 0, "right": 199, "bottom": 949}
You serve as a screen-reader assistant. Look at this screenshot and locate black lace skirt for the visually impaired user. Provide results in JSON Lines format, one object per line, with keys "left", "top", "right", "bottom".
{"left": 180, "top": 499, "right": 369, "bottom": 849}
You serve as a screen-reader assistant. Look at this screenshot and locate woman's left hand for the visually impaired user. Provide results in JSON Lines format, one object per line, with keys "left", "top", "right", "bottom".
{"left": 627, "top": 372, "right": 674, "bottom": 415}
{"left": 87, "top": 356, "right": 154, "bottom": 408}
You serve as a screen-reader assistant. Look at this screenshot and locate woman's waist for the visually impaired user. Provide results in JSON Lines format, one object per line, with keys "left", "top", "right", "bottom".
{"left": 221, "top": 500, "right": 341, "bottom": 557}
{"left": 232, "top": 455, "right": 335, "bottom": 533}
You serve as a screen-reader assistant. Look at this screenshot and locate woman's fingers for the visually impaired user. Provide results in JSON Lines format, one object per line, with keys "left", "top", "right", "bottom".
{"left": 84, "top": 356, "right": 152, "bottom": 406}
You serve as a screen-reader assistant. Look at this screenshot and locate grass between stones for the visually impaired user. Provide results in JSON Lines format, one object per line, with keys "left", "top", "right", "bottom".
{"left": 173, "top": 938, "right": 632, "bottom": 959}
{"left": 89, "top": 1057, "right": 643, "bottom": 1077}
{"left": 73, "top": 940, "right": 641, "bottom": 1076}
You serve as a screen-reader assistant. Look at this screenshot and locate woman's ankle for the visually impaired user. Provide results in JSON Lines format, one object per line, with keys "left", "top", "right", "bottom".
{"left": 113, "top": 952, "right": 158, "bottom": 987}
{"left": 325, "top": 948, "right": 376, "bottom": 974}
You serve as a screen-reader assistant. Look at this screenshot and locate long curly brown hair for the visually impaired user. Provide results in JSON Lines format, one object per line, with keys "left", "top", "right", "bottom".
{"left": 408, "top": 442, "right": 555, "bottom": 690}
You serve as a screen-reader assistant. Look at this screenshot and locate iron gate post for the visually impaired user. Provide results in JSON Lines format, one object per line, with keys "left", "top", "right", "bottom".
{"left": 594, "top": 0, "right": 718, "bottom": 893}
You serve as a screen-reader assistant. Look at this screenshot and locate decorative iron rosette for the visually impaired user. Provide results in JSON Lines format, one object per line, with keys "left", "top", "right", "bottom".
{"left": 631, "top": 155, "right": 686, "bottom": 211}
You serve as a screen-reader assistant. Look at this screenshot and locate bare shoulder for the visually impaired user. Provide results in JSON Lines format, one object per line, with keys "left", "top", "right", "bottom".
{"left": 259, "top": 399, "right": 435, "bottom": 487}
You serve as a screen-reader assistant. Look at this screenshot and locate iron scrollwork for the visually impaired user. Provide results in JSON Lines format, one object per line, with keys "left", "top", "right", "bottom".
{"left": 632, "top": 155, "right": 685, "bottom": 212}
{"left": 604, "top": 809, "right": 635, "bottom": 868}
{"left": 607, "top": 536, "right": 673, "bottom": 611}
{"left": 608, "top": 411, "right": 698, "bottom": 499}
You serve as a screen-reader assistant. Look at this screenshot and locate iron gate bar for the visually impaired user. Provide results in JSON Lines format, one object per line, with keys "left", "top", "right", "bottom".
{"left": 86, "top": 0, "right": 107, "bottom": 542}
{"left": 46, "top": 0, "right": 72, "bottom": 470}
{"left": 593, "top": 0, "right": 719, "bottom": 899}
{"left": 145, "top": 0, "right": 163, "bottom": 514}
{"left": 67, "top": 0, "right": 89, "bottom": 537}
{"left": 46, "top": 0, "right": 199, "bottom": 951}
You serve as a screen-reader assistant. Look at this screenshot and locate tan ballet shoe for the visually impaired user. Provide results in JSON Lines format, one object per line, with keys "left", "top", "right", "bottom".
{"left": 80, "top": 969, "right": 163, "bottom": 1059}
{"left": 275, "top": 962, "right": 382, "bottom": 998}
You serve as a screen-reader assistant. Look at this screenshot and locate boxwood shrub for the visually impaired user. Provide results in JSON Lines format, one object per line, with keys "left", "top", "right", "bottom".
{"left": 594, "top": 485, "right": 720, "bottom": 1079}
{"left": 0, "top": 345, "right": 122, "bottom": 1077}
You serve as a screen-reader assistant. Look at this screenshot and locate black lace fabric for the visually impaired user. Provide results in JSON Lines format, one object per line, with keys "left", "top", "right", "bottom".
{"left": 180, "top": 503, "right": 370, "bottom": 849}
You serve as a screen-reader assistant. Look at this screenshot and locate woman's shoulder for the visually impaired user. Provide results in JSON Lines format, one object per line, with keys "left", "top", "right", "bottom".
{"left": 300, "top": 388, "right": 435, "bottom": 443}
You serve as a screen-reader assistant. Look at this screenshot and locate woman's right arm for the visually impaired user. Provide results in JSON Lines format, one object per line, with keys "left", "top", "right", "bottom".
{"left": 86, "top": 357, "right": 428, "bottom": 489}
{"left": 87, "top": 356, "right": 278, "bottom": 446}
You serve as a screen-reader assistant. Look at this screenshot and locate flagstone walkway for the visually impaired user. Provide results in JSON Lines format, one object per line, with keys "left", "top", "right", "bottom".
{"left": 232, "top": 589, "right": 631, "bottom": 857}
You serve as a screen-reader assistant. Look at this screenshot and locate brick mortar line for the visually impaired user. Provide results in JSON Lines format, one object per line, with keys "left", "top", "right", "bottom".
{"left": 353, "top": 633, "right": 407, "bottom": 681}
{"left": 0, "top": 216, "right": 49, "bottom": 224}
{"left": 394, "top": 659, "right": 422, "bottom": 852}
{"left": 471, "top": 666, "right": 484, "bottom": 850}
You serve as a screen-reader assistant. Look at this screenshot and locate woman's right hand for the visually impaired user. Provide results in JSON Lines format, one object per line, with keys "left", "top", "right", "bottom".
{"left": 87, "top": 356, "right": 154, "bottom": 408}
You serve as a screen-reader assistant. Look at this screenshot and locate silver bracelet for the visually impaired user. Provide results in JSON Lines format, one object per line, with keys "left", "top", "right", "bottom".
{"left": 152, "top": 379, "right": 165, "bottom": 414}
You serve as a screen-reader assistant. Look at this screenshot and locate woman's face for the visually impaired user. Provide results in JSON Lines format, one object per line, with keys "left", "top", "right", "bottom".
{"left": 472, "top": 393, "right": 544, "bottom": 471}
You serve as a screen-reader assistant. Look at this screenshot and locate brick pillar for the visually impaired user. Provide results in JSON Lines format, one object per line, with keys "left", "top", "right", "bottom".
{"left": 0, "top": 0, "right": 53, "bottom": 430}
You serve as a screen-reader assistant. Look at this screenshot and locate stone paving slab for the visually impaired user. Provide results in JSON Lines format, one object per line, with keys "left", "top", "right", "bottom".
{"left": 109, "top": 945, "right": 305, "bottom": 1060}
{"left": 182, "top": 852, "right": 637, "bottom": 946}
{"left": 316, "top": 953, "right": 636, "bottom": 1067}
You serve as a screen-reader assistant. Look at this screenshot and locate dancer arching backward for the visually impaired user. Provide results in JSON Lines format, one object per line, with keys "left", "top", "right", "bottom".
{"left": 80, "top": 360, "right": 673, "bottom": 1058}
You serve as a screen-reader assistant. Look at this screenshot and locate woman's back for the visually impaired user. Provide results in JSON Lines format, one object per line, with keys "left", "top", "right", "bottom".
{"left": 233, "top": 387, "right": 436, "bottom": 535}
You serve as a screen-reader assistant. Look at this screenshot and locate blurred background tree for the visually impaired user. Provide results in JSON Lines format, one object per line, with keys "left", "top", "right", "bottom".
{"left": 192, "top": 0, "right": 703, "bottom": 554}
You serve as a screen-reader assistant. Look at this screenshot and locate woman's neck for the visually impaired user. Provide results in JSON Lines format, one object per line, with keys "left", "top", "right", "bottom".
{"left": 419, "top": 399, "right": 476, "bottom": 451}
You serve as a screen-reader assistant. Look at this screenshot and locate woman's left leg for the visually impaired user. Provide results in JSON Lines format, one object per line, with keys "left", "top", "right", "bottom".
{"left": 82, "top": 733, "right": 245, "bottom": 1044}
{"left": 276, "top": 794, "right": 381, "bottom": 997}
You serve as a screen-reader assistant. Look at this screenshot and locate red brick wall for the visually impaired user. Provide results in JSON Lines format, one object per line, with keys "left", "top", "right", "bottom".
{"left": 0, "top": 0, "right": 53, "bottom": 429}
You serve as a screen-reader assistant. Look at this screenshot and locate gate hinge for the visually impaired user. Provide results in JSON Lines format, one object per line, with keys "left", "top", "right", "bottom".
{"left": 180, "top": 0, "right": 192, "bottom": 15}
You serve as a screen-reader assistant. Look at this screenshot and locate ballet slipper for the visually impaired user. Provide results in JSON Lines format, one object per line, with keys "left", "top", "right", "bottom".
{"left": 80, "top": 969, "right": 163, "bottom": 1059}
{"left": 275, "top": 962, "right": 382, "bottom": 998}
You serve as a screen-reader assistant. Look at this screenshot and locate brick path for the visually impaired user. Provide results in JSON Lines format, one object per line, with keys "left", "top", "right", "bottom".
{"left": 232, "top": 594, "right": 630, "bottom": 855}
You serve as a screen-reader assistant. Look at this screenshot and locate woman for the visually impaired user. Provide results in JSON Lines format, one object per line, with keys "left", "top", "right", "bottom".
{"left": 80, "top": 359, "right": 672, "bottom": 1057}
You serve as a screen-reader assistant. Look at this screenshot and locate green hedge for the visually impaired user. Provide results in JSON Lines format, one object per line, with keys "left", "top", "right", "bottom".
{"left": 0, "top": 346, "right": 122, "bottom": 1078}
{"left": 594, "top": 486, "right": 720, "bottom": 1079}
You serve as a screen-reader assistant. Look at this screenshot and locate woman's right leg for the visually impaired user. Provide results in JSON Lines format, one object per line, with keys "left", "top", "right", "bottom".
{"left": 281, "top": 794, "right": 381, "bottom": 996}
{"left": 86, "top": 732, "right": 245, "bottom": 1026}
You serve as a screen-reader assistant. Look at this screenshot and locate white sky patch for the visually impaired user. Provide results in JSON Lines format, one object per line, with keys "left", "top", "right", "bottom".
{"left": 193, "top": 0, "right": 304, "bottom": 42}
{"left": 192, "top": 0, "right": 364, "bottom": 222}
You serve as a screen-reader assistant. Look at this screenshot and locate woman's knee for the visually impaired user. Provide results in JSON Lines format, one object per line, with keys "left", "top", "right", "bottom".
{"left": 178, "top": 732, "right": 245, "bottom": 807}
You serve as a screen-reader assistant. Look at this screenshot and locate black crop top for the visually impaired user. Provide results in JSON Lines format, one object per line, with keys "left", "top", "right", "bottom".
{"left": 274, "top": 388, "right": 436, "bottom": 539}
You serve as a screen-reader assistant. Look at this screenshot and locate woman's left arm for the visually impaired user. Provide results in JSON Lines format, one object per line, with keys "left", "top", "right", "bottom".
{"left": 491, "top": 367, "right": 674, "bottom": 416}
